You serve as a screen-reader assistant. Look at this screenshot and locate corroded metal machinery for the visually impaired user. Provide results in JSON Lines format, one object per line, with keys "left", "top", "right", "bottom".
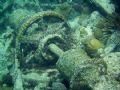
{"left": 48, "top": 44, "right": 102, "bottom": 90}
{"left": 16, "top": 11, "right": 120, "bottom": 90}
{"left": 16, "top": 11, "right": 73, "bottom": 68}
{"left": 16, "top": 11, "right": 100, "bottom": 89}
{"left": 44, "top": 43, "right": 120, "bottom": 90}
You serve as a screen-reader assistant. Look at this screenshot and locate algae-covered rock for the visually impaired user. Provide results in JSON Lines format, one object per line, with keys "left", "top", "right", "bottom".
{"left": 9, "top": 9, "right": 34, "bottom": 28}
{"left": 0, "top": 86, "right": 13, "bottom": 90}
{"left": 0, "top": 54, "right": 9, "bottom": 82}
{"left": 51, "top": 82, "right": 67, "bottom": 90}
{"left": 94, "top": 76, "right": 120, "bottom": 90}
{"left": 89, "top": 0, "right": 115, "bottom": 15}
{"left": 104, "top": 31, "right": 120, "bottom": 54}
{"left": 54, "top": 2, "right": 72, "bottom": 18}
{"left": 70, "top": 63, "right": 101, "bottom": 90}
{"left": 81, "top": 11, "right": 104, "bottom": 29}
{"left": 0, "top": 0, "right": 13, "bottom": 13}
{"left": 103, "top": 52, "right": 120, "bottom": 76}
{"left": 0, "top": 28, "right": 14, "bottom": 82}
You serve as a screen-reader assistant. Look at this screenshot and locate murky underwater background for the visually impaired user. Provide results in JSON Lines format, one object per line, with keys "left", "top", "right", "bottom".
{"left": 0, "top": 0, "right": 120, "bottom": 90}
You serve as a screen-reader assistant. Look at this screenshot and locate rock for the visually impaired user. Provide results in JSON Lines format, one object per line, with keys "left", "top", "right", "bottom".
{"left": 51, "top": 82, "right": 67, "bottom": 90}
{"left": 90, "top": 0, "right": 115, "bottom": 15}
{"left": 13, "top": 69, "right": 23, "bottom": 90}
{"left": 104, "top": 31, "right": 120, "bottom": 54}
{"left": 103, "top": 52, "right": 120, "bottom": 76}
{"left": 94, "top": 76, "right": 120, "bottom": 90}
{"left": 9, "top": 9, "right": 34, "bottom": 28}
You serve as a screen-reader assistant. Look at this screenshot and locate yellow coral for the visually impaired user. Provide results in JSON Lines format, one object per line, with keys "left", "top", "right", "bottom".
{"left": 87, "top": 38, "right": 103, "bottom": 50}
